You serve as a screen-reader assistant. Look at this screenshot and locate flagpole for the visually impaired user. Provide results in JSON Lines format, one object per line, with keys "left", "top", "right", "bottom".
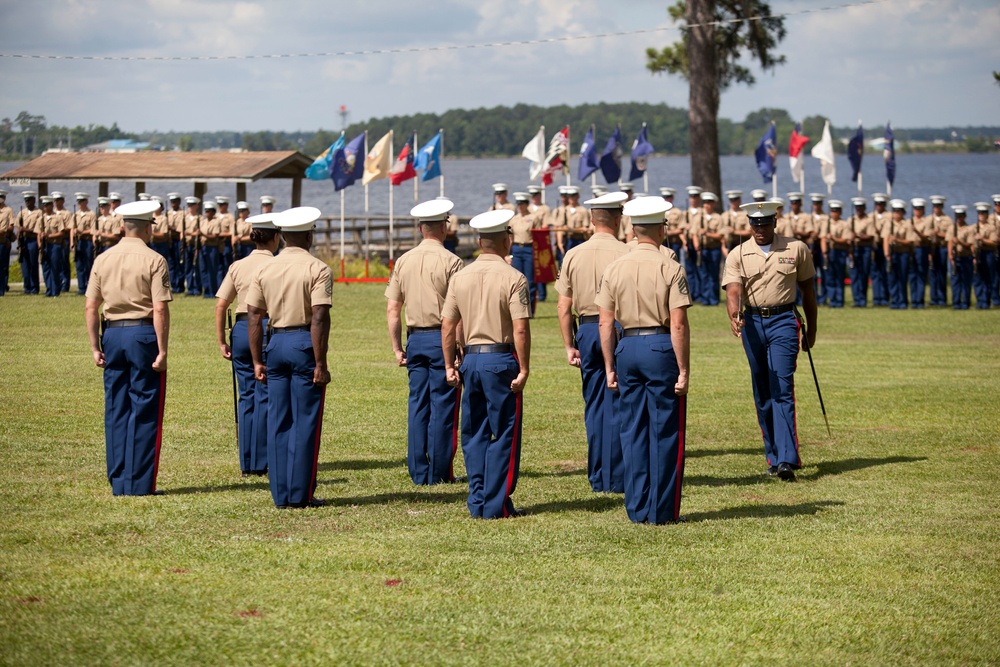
{"left": 413, "top": 131, "right": 419, "bottom": 206}
{"left": 389, "top": 131, "right": 394, "bottom": 266}
{"left": 772, "top": 174, "right": 777, "bottom": 199}
{"left": 565, "top": 125, "right": 571, "bottom": 187}
{"left": 439, "top": 127, "right": 445, "bottom": 198}
{"left": 339, "top": 189, "right": 346, "bottom": 279}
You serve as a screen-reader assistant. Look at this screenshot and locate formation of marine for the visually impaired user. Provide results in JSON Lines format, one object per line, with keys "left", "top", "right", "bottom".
{"left": 3, "top": 180, "right": 998, "bottom": 523}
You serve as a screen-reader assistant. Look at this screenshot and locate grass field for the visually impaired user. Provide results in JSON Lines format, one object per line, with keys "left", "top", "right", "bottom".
{"left": 1, "top": 283, "right": 998, "bottom": 666}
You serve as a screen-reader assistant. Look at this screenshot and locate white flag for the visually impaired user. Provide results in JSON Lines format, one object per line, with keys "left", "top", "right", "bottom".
{"left": 810, "top": 120, "right": 836, "bottom": 187}
{"left": 522, "top": 127, "right": 546, "bottom": 182}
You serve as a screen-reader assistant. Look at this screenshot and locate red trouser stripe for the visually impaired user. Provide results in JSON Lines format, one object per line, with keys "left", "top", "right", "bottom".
{"left": 503, "top": 391, "right": 522, "bottom": 518}
{"left": 450, "top": 384, "right": 462, "bottom": 481}
{"left": 310, "top": 386, "right": 326, "bottom": 502}
{"left": 152, "top": 372, "right": 167, "bottom": 493}
{"left": 674, "top": 394, "right": 686, "bottom": 521}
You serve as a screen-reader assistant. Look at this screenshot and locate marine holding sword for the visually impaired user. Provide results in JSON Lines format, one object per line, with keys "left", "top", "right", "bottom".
{"left": 215, "top": 212, "right": 279, "bottom": 478}
{"left": 723, "top": 200, "right": 818, "bottom": 483}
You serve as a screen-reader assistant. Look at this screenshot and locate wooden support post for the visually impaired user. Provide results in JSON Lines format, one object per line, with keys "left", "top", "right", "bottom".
{"left": 98, "top": 182, "right": 109, "bottom": 198}
{"left": 236, "top": 182, "right": 247, "bottom": 204}
{"left": 291, "top": 176, "right": 302, "bottom": 207}
{"left": 135, "top": 181, "right": 146, "bottom": 200}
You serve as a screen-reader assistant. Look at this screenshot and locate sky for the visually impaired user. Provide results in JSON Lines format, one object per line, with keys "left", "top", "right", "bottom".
{"left": 1, "top": 0, "right": 998, "bottom": 134}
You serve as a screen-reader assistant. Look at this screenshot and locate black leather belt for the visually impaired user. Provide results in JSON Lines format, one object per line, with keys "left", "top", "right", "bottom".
{"left": 464, "top": 343, "right": 512, "bottom": 354}
{"left": 745, "top": 304, "right": 794, "bottom": 318}
{"left": 235, "top": 313, "right": 248, "bottom": 322}
{"left": 106, "top": 318, "right": 153, "bottom": 328}
{"left": 271, "top": 326, "right": 309, "bottom": 333}
{"left": 407, "top": 326, "right": 441, "bottom": 335}
{"left": 622, "top": 327, "right": 669, "bottom": 337}
{"left": 578, "top": 315, "right": 599, "bottom": 325}
{"left": 513, "top": 242, "right": 532, "bottom": 247}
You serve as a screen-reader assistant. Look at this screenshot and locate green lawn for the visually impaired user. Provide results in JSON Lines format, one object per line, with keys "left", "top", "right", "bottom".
{"left": 1, "top": 284, "right": 998, "bottom": 666}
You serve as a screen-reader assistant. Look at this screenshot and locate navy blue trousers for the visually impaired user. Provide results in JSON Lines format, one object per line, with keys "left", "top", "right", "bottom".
{"left": 443, "top": 238, "right": 457, "bottom": 254}
{"left": 910, "top": 246, "right": 930, "bottom": 307}
{"left": 698, "top": 247, "right": 722, "bottom": 305}
{"left": 812, "top": 243, "right": 827, "bottom": 305}
{"left": 102, "top": 323, "right": 166, "bottom": 495}
{"left": 511, "top": 244, "right": 536, "bottom": 311}
{"left": 871, "top": 245, "right": 889, "bottom": 306}
{"left": 75, "top": 240, "right": 94, "bottom": 294}
{"left": 683, "top": 241, "right": 700, "bottom": 305}
{"left": 851, "top": 246, "right": 872, "bottom": 307}
{"left": 952, "top": 256, "right": 973, "bottom": 310}
{"left": 827, "top": 249, "right": 848, "bottom": 307}
{"left": 931, "top": 246, "right": 949, "bottom": 306}
{"left": 741, "top": 311, "right": 801, "bottom": 470}
{"left": 0, "top": 241, "right": 9, "bottom": 295}
{"left": 615, "top": 333, "right": 686, "bottom": 524}
{"left": 669, "top": 240, "right": 684, "bottom": 262}
{"left": 20, "top": 239, "right": 39, "bottom": 293}
{"left": 975, "top": 251, "right": 995, "bottom": 309}
{"left": 59, "top": 242, "right": 71, "bottom": 292}
{"left": 232, "top": 319, "right": 269, "bottom": 474}
{"left": 221, "top": 240, "right": 233, "bottom": 284}
{"left": 151, "top": 242, "right": 170, "bottom": 271}
{"left": 185, "top": 245, "right": 201, "bottom": 295}
{"left": 168, "top": 240, "right": 184, "bottom": 292}
{"left": 43, "top": 243, "right": 64, "bottom": 297}
{"left": 459, "top": 351, "right": 522, "bottom": 519}
{"left": 266, "top": 330, "right": 324, "bottom": 508}
{"left": 889, "top": 252, "right": 912, "bottom": 309}
{"left": 199, "top": 246, "right": 220, "bottom": 298}
{"left": 405, "top": 331, "right": 460, "bottom": 485}
{"left": 577, "top": 322, "right": 624, "bottom": 493}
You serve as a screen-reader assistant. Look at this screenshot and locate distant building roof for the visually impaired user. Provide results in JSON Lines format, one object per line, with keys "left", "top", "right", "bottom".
{"left": 1, "top": 151, "right": 314, "bottom": 183}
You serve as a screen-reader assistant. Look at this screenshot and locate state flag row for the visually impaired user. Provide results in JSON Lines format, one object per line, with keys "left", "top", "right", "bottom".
{"left": 305, "top": 130, "right": 443, "bottom": 191}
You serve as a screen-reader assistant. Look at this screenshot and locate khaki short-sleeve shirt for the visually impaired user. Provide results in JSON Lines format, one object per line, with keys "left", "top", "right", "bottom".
{"left": 441, "top": 254, "right": 530, "bottom": 345}
{"left": 217, "top": 212, "right": 235, "bottom": 235}
{"left": 828, "top": 219, "right": 854, "bottom": 247}
{"left": 384, "top": 239, "right": 464, "bottom": 328}
{"left": 700, "top": 212, "right": 727, "bottom": 248}
{"left": 184, "top": 214, "right": 202, "bottom": 241}
{"left": 216, "top": 249, "right": 274, "bottom": 314}
{"left": 789, "top": 212, "right": 815, "bottom": 237}
{"left": 510, "top": 212, "right": 541, "bottom": 245}
{"left": 685, "top": 208, "right": 704, "bottom": 235}
{"left": 200, "top": 216, "right": 223, "bottom": 248}
{"left": 566, "top": 207, "right": 590, "bottom": 234}
{"left": 625, "top": 237, "right": 679, "bottom": 262}
{"left": 722, "top": 235, "right": 816, "bottom": 307}
{"left": 0, "top": 206, "right": 13, "bottom": 236}
{"left": 55, "top": 210, "right": 73, "bottom": 236}
{"left": 947, "top": 224, "right": 976, "bottom": 256}
{"left": 245, "top": 247, "right": 333, "bottom": 328}
{"left": 850, "top": 214, "right": 877, "bottom": 243}
{"left": 530, "top": 204, "right": 551, "bottom": 227}
{"left": 931, "top": 215, "right": 954, "bottom": 242}
{"left": 152, "top": 214, "right": 170, "bottom": 237}
{"left": 74, "top": 210, "right": 96, "bottom": 234}
{"left": 555, "top": 232, "right": 629, "bottom": 316}
{"left": 40, "top": 213, "right": 66, "bottom": 236}
{"left": 167, "top": 210, "right": 185, "bottom": 234}
{"left": 16, "top": 209, "right": 43, "bottom": 235}
{"left": 86, "top": 237, "right": 173, "bottom": 319}
{"left": 595, "top": 243, "right": 691, "bottom": 328}
{"left": 775, "top": 215, "right": 794, "bottom": 238}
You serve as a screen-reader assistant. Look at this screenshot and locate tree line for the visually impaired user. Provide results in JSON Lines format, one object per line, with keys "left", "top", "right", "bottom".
{"left": 2, "top": 105, "right": 996, "bottom": 160}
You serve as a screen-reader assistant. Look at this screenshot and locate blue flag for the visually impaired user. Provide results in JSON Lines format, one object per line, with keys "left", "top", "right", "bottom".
{"left": 415, "top": 131, "right": 442, "bottom": 182}
{"left": 848, "top": 125, "right": 864, "bottom": 183}
{"left": 305, "top": 133, "right": 345, "bottom": 181}
{"left": 629, "top": 124, "right": 654, "bottom": 181}
{"left": 331, "top": 132, "right": 366, "bottom": 191}
{"left": 883, "top": 123, "right": 895, "bottom": 186}
{"left": 578, "top": 126, "right": 599, "bottom": 181}
{"left": 599, "top": 125, "right": 623, "bottom": 184}
{"left": 755, "top": 123, "right": 777, "bottom": 182}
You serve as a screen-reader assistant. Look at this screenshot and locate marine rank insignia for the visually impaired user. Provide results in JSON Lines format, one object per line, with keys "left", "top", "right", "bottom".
{"left": 519, "top": 284, "right": 529, "bottom": 306}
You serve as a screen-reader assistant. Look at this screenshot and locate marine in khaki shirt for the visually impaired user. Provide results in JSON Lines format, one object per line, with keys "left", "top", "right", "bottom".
{"left": 947, "top": 214, "right": 977, "bottom": 258}
{"left": 74, "top": 207, "right": 97, "bottom": 241}
{"left": 722, "top": 230, "right": 816, "bottom": 308}
{"left": 849, "top": 210, "right": 877, "bottom": 247}
{"left": 884, "top": 210, "right": 919, "bottom": 256}
{"left": 442, "top": 251, "right": 530, "bottom": 347}
{"left": 184, "top": 210, "right": 202, "bottom": 246}
{"left": 217, "top": 249, "right": 275, "bottom": 315}
{"left": 245, "top": 246, "right": 332, "bottom": 329}
{"left": 596, "top": 241, "right": 692, "bottom": 330}
{"left": 385, "top": 224, "right": 465, "bottom": 334}
{"left": 86, "top": 235, "right": 173, "bottom": 321}
{"left": 15, "top": 206, "right": 43, "bottom": 238}
{"left": 509, "top": 209, "right": 542, "bottom": 246}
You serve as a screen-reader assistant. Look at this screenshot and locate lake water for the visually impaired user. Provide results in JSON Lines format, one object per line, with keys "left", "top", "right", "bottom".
{"left": 3, "top": 151, "right": 998, "bottom": 221}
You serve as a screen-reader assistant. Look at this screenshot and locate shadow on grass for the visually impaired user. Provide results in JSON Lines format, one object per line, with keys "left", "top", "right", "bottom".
{"left": 329, "top": 490, "right": 468, "bottom": 507}
{"left": 803, "top": 456, "right": 927, "bottom": 481}
{"left": 520, "top": 467, "right": 587, "bottom": 479}
{"left": 686, "top": 446, "right": 759, "bottom": 459}
{"left": 317, "top": 457, "right": 406, "bottom": 472}
{"left": 522, "top": 495, "right": 623, "bottom": 515}
{"left": 167, "top": 481, "right": 270, "bottom": 495}
{"left": 685, "top": 500, "right": 845, "bottom": 523}
{"left": 685, "top": 473, "right": 769, "bottom": 487}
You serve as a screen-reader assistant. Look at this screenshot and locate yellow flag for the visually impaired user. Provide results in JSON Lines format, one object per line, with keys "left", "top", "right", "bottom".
{"left": 362, "top": 130, "right": 393, "bottom": 185}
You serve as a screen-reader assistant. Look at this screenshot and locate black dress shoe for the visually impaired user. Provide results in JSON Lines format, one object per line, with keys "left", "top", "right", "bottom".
{"left": 306, "top": 498, "right": 327, "bottom": 508}
{"left": 767, "top": 465, "right": 779, "bottom": 476}
{"left": 509, "top": 508, "right": 527, "bottom": 518}
{"left": 777, "top": 462, "right": 796, "bottom": 482}
{"left": 151, "top": 489, "right": 165, "bottom": 496}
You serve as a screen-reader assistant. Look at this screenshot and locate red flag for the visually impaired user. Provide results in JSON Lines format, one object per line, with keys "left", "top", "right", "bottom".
{"left": 789, "top": 125, "right": 810, "bottom": 158}
{"left": 389, "top": 133, "right": 418, "bottom": 186}
{"left": 532, "top": 228, "right": 557, "bottom": 283}
{"left": 541, "top": 126, "right": 569, "bottom": 186}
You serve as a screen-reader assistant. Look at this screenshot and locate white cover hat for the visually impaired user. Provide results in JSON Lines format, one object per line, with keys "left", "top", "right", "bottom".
{"left": 469, "top": 209, "right": 515, "bottom": 234}
{"left": 117, "top": 200, "right": 160, "bottom": 222}
{"left": 741, "top": 200, "right": 781, "bottom": 222}
{"left": 410, "top": 199, "right": 454, "bottom": 222}
{"left": 247, "top": 213, "right": 278, "bottom": 230}
{"left": 623, "top": 196, "right": 671, "bottom": 225}
{"left": 584, "top": 192, "right": 628, "bottom": 209}
{"left": 274, "top": 206, "right": 322, "bottom": 232}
